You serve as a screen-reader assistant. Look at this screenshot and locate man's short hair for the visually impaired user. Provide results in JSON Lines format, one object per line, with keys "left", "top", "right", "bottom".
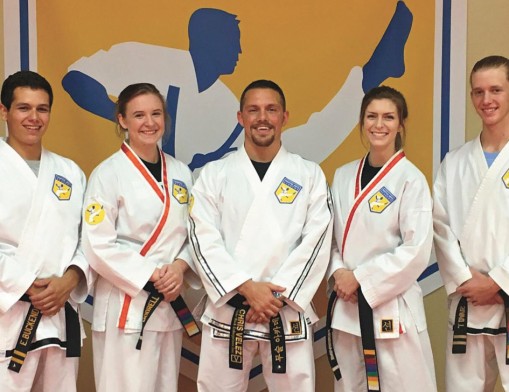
{"left": 239, "top": 80, "right": 286, "bottom": 111}
{"left": 470, "top": 55, "right": 509, "bottom": 85}
{"left": 1, "top": 70, "right": 53, "bottom": 110}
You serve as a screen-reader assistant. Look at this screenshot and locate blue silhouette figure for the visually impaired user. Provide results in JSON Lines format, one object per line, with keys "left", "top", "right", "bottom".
{"left": 63, "top": 8, "right": 242, "bottom": 170}
{"left": 63, "top": 2, "right": 412, "bottom": 170}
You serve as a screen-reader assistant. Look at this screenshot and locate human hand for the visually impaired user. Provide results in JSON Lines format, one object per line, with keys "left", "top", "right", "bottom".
{"left": 333, "top": 268, "right": 359, "bottom": 303}
{"left": 29, "top": 266, "right": 82, "bottom": 316}
{"left": 456, "top": 268, "right": 501, "bottom": 306}
{"left": 152, "top": 259, "right": 188, "bottom": 302}
{"left": 237, "top": 280, "right": 285, "bottom": 324}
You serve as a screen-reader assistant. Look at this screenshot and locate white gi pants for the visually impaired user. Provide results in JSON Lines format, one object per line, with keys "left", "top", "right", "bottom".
{"left": 92, "top": 293, "right": 183, "bottom": 392}
{"left": 445, "top": 330, "right": 509, "bottom": 392}
{"left": 0, "top": 347, "right": 78, "bottom": 392}
{"left": 197, "top": 325, "right": 315, "bottom": 392}
{"left": 332, "top": 323, "right": 436, "bottom": 392}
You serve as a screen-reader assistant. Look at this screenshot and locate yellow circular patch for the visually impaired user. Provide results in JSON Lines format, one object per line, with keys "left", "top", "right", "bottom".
{"left": 84, "top": 202, "right": 105, "bottom": 225}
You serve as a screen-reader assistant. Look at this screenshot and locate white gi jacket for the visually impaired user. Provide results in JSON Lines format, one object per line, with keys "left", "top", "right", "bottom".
{"left": 83, "top": 143, "right": 197, "bottom": 333}
{"left": 327, "top": 151, "right": 433, "bottom": 338}
{"left": 434, "top": 136, "right": 509, "bottom": 332}
{"left": 189, "top": 145, "right": 333, "bottom": 341}
{"left": 0, "top": 138, "right": 92, "bottom": 357}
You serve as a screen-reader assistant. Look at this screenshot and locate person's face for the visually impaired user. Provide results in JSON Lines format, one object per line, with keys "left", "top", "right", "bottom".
{"left": 0, "top": 87, "right": 50, "bottom": 153}
{"left": 362, "top": 98, "right": 401, "bottom": 153}
{"left": 470, "top": 66, "right": 509, "bottom": 129}
{"left": 238, "top": 88, "right": 288, "bottom": 150}
{"left": 118, "top": 93, "right": 165, "bottom": 150}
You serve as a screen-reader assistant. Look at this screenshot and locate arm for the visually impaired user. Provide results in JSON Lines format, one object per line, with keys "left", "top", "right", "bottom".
{"left": 432, "top": 159, "right": 472, "bottom": 294}
{"left": 188, "top": 165, "right": 252, "bottom": 305}
{"left": 0, "top": 253, "right": 38, "bottom": 313}
{"left": 327, "top": 169, "right": 358, "bottom": 303}
{"left": 354, "top": 175, "right": 433, "bottom": 309}
{"left": 188, "top": 123, "right": 244, "bottom": 171}
{"left": 270, "top": 166, "right": 334, "bottom": 312}
{"left": 62, "top": 70, "right": 116, "bottom": 122}
{"left": 82, "top": 170, "right": 156, "bottom": 298}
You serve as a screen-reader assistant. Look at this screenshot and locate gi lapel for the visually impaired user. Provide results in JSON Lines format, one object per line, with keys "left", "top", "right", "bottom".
{"left": 459, "top": 137, "right": 509, "bottom": 248}
{"left": 118, "top": 142, "right": 170, "bottom": 328}
{"left": 342, "top": 150, "right": 405, "bottom": 255}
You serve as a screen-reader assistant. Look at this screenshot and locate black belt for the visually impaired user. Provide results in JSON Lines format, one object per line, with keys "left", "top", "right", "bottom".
{"left": 326, "top": 288, "right": 382, "bottom": 391}
{"left": 137, "top": 282, "right": 200, "bottom": 350}
{"left": 8, "top": 294, "right": 80, "bottom": 373}
{"left": 453, "top": 292, "right": 509, "bottom": 364}
{"left": 325, "top": 291, "right": 341, "bottom": 380}
{"left": 227, "top": 294, "right": 286, "bottom": 373}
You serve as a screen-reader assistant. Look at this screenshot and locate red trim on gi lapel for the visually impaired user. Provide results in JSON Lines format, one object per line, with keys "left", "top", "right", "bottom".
{"left": 118, "top": 142, "right": 171, "bottom": 328}
{"left": 341, "top": 151, "right": 405, "bottom": 256}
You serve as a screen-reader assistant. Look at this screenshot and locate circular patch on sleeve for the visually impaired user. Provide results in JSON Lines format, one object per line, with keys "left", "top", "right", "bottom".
{"left": 84, "top": 203, "right": 105, "bottom": 225}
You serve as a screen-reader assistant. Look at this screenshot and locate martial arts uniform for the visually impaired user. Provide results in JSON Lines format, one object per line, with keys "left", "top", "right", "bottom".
{"left": 434, "top": 136, "right": 509, "bottom": 391}
{"left": 82, "top": 142, "right": 198, "bottom": 392}
{"left": 189, "top": 145, "right": 333, "bottom": 391}
{"left": 0, "top": 138, "right": 92, "bottom": 392}
{"left": 327, "top": 151, "right": 436, "bottom": 392}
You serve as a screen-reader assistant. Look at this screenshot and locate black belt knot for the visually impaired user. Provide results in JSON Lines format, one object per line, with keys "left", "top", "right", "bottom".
{"left": 453, "top": 291, "right": 509, "bottom": 365}
{"left": 8, "top": 294, "right": 80, "bottom": 373}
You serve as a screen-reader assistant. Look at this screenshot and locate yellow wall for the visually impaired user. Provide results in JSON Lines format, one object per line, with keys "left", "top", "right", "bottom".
{"left": 1, "top": 1, "right": 508, "bottom": 391}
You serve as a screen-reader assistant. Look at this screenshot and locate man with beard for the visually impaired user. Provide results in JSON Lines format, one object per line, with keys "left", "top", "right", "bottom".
{"left": 188, "top": 80, "right": 333, "bottom": 391}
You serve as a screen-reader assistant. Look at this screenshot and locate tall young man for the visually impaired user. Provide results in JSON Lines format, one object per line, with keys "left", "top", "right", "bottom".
{"left": 434, "top": 55, "right": 509, "bottom": 391}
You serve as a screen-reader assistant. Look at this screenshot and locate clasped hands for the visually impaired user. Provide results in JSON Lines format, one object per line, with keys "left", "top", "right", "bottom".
{"left": 237, "top": 280, "right": 286, "bottom": 324}
{"left": 150, "top": 259, "right": 188, "bottom": 302}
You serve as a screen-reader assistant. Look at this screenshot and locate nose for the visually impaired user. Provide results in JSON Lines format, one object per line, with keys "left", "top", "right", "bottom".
{"left": 28, "top": 109, "right": 39, "bottom": 121}
{"left": 482, "top": 92, "right": 492, "bottom": 104}
{"left": 375, "top": 116, "right": 384, "bottom": 128}
{"left": 258, "top": 109, "right": 267, "bottom": 120}
{"left": 145, "top": 115, "right": 155, "bottom": 126}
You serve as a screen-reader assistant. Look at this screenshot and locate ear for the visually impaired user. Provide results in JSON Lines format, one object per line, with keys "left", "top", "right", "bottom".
{"left": 282, "top": 110, "right": 289, "bottom": 127}
{"left": 117, "top": 113, "right": 127, "bottom": 130}
{"left": 0, "top": 104, "right": 8, "bottom": 121}
{"left": 237, "top": 111, "right": 244, "bottom": 127}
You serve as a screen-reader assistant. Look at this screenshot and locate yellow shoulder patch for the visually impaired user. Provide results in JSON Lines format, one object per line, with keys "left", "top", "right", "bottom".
{"left": 84, "top": 202, "right": 105, "bottom": 225}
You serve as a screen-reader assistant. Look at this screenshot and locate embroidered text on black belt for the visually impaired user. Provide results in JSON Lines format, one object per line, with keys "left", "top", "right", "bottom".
{"left": 227, "top": 294, "right": 286, "bottom": 373}
{"left": 8, "top": 294, "right": 80, "bottom": 373}
{"left": 137, "top": 282, "right": 200, "bottom": 350}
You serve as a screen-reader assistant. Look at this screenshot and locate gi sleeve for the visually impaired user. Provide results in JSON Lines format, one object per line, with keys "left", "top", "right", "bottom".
{"left": 82, "top": 166, "right": 156, "bottom": 298}
{"left": 270, "top": 164, "right": 333, "bottom": 312}
{"left": 432, "top": 157, "right": 472, "bottom": 295}
{"left": 354, "top": 173, "right": 433, "bottom": 308}
{"left": 326, "top": 168, "right": 349, "bottom": 294}
{"left": 188, "top": 164, "right": 251, "bottom": 305}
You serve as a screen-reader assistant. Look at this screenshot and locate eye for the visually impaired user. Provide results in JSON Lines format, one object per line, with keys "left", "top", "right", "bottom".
{"left": 366, "top": 114, "right": 376, "bottom": 119}
{"left": 134, "top": 113, "right": 144, "bottom": 119}
{"left": 38, "top": 107, "right": 50, "bottom": 113}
